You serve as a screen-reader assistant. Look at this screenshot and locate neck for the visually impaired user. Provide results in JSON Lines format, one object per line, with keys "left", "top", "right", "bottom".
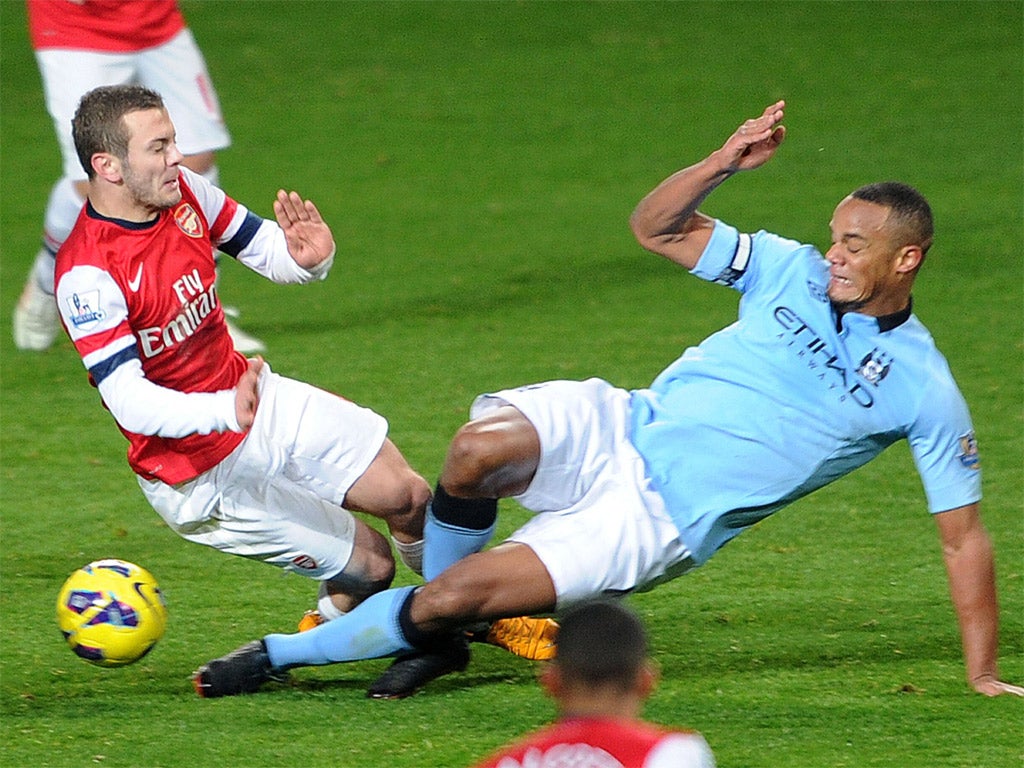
{"left": 557, "top": 691, "right": 645, "bottom": 721}
{"left": 87, "top": 183, "right": 160, "bottom": 224}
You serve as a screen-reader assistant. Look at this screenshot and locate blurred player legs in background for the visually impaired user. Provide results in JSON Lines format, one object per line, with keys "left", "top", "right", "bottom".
{"left": 14, "top": 0, "right": 263, "bottom": 353}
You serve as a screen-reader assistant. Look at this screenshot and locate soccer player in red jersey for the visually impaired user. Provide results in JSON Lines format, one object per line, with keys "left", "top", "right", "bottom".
{"left": 55, "top": 82, "right": 430, "bottom": 660}
{"left": 472, "top": 601, "right": 716, "bottom": 768}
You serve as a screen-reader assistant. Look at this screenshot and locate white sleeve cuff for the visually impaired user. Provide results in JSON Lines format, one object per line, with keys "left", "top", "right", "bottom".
{"left": 236, "top": 221, "right": 334, "bottom": 283}
{"left": 97, "top": 358, "right": 241, "bottom": 437}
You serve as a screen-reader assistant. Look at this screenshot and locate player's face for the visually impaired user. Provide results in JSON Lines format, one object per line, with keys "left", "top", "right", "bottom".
{"left": 120, "top": 108, "right": 185, "bottom": 214}
{"left": 825, "top": 197, "right": 910, "bottom": 316}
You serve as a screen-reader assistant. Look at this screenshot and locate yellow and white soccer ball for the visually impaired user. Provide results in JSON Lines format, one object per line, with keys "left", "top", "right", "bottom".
{"left": 56, "top": 559, "right": 168, "bottom": 668}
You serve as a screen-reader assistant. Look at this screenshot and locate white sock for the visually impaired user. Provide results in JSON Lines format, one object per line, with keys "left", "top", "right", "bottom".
{"left": 33, "top": 177, "right": 86, "bottom": 295}
{"left": 42, "top": 177, "right": 85, "bottom": 253}
{"left": 316, "top": 581, "right": 346, "bottom": 621}
{"left": 392, "top": 536, "right": 424, "bottom": 576}
{"left": 30, "top": 249, "right": 56, "bottom": 296}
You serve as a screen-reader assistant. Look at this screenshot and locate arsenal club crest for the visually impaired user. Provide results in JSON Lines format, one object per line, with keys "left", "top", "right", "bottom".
{"left": 290, "top": 554, "right": 319, "bottom": 571}
{"left": 173, "top": 204, "right": 204, "bottom": 238}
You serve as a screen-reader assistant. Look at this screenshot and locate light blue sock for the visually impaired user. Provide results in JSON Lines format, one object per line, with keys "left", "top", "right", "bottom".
{"left": 423, "top": 505, "right": 496, "bottom": 581}
{"left": 263, "top": 586, "right": 415, "bottom": 669}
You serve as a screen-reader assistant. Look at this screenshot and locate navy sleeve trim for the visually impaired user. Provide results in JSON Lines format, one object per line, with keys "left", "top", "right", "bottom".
{"left": 217, "top": 211, "right": 264, "bottom": 258}
{"left": 88, "top": 344, "right": 140, "bottom": 386}
{"left": 713, "top": 233, "right": 751, "bottom": 286}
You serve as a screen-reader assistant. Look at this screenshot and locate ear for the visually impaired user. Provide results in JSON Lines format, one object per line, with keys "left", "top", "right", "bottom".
{"left": 539, "top": 664, "right": 562, "bottom": 700}
{"left": 636, "top": 661, "right": 659, "bottom": 699}
{"left": 895, "top": 244, "right": 924, "bottom": 275}
{"left": 91, "top": 152, "right": 124, "bottom": 184}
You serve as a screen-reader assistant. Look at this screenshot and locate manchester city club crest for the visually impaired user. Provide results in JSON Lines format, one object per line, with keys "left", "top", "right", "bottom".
{"left": 857, "top": 348, "right": 892, "bottom": 385}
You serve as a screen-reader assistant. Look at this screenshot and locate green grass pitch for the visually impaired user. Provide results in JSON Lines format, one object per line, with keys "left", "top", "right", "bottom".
{"left": 1, "top": 2, "right": 1021, "bottom": 766}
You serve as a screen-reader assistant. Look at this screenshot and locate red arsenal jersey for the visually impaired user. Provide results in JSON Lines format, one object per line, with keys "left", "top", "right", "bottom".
{"left": 473, "top": 716, "right": 715, "bottom": 768}
{"left": 28, "top": 0, "right": 186, "bottom": 52}
{"left": 55, "top": 170, "right": 248, "bottom": 484}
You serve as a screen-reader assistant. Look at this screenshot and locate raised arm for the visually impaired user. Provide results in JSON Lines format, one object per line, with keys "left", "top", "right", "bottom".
{"left": 934, "top": 503, "right": 1024, "bottom": 696}
{"left": 630, "top": 100, "right": 786, "bottom": 270}
{"left": 273, "top": 189, "right": 336, "bottom": 270}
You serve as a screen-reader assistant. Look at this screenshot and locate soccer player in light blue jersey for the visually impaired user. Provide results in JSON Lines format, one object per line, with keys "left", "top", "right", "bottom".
{"left": 196, "top": 101, "right": 1023, "bottom": 699}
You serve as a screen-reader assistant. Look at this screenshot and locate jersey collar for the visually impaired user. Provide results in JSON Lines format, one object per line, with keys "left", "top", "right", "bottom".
{"left": 833, "top": 298, "right": 913, "bottom": 333}
{"left": 85, "top": 199, "right": 161, "bottom": 230}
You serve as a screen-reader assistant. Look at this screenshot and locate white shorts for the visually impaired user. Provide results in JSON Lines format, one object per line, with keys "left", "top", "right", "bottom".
{"left": 36, "top": 29, "right": 231, "bottom": 180}
{"left": 471, "top": 378, "right": 694, "bottom": 608}
{"left": 139, "top": 366, "right": 388, "bottom": 579}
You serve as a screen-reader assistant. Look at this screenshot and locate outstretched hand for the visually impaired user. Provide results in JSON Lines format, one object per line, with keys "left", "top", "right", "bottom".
{"left": 234, "top": 355, "right": 264, "bottom": 431}
{"left": 273, "top": 190, "right": 335, "bottom": 269}
{"left": 971, "top": 674, "right": 1024, "bottom": 697}
{"left": 719, "top": 100, "right": 787, "bottom": 173}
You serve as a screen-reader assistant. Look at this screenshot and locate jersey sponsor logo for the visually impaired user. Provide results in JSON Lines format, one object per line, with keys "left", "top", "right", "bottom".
{"left": 65, "top": 289, "right": 106, "bottom": 329}
{"left": 173, "top": 204, "right": 204, "bottom": 238}
{"left": 136, "top": 268, "right": 219, "bottom": 358}
{"left": 957, "top": 432, "right": 980, "bottom": 470}
{"left": 856, "top": 348, "right": 892, "bottom": 385}
{"left": 127, "top": 263, "right": 144, "bottom": 292}
{"left": 290, "top": 555, "right": 318, "bottom": 571}
{"left": 807, "top": 279, "right": 828, "bottom": 303}
{"left": 773, "top": 306, "right": 874, "bottom": 407}
{"left": 504, "top": 744, "right": 624, "bottom": 768}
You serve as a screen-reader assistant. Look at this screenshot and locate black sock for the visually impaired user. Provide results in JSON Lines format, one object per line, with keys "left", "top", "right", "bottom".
{"left": 397, "top": 587, "right": 452, "bottom": 652}
{"left": 432, "top": 483, "right": 497, "bottom": 531}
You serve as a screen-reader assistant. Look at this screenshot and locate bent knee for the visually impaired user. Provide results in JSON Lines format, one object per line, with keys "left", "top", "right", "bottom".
{"left": 385, "top": 471, "right": 431, "bottom": 520}
{"left": 441, "top": 414, "right": 539, "bottom": 497}
{"left": 442, "top": 426, "right": 494, "bottom": 493}
{"left": 350, "top": 467, "right": 430, "bottom": 523}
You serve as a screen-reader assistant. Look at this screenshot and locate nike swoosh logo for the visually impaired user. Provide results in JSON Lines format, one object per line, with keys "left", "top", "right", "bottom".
{"left": 127, "top": 264, "right": 144, "bottom": 292}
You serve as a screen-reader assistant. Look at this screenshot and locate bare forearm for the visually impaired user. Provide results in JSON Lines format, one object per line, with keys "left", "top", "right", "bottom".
{"left": 631, "top": 151, "right": 733, "bottom": 231}
{"left": 628, "top": 152, "right": 733, "bottom": 266}
{"left": 934, "top": 504, "right": 1022, "bottom": 696}
{"left": 630, "top": 101, "right": 786, "bottom": 268}
{"left": 943, "top": 525, "right": 1000, "bottom": 686}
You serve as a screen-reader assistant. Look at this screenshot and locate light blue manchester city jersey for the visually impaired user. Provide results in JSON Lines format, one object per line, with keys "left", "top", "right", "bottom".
{"left": 629, "top": 221, "right": 982, "bottom": 565}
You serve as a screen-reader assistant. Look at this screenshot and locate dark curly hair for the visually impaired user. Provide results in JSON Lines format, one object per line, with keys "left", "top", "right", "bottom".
{"left": 71, "top": 84, "right": 166, "bottom": 178}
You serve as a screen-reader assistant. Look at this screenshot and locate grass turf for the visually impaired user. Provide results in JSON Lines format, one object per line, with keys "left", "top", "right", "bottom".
{"left": 1, "top": 1, "right": 1021, "bottom": 766}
